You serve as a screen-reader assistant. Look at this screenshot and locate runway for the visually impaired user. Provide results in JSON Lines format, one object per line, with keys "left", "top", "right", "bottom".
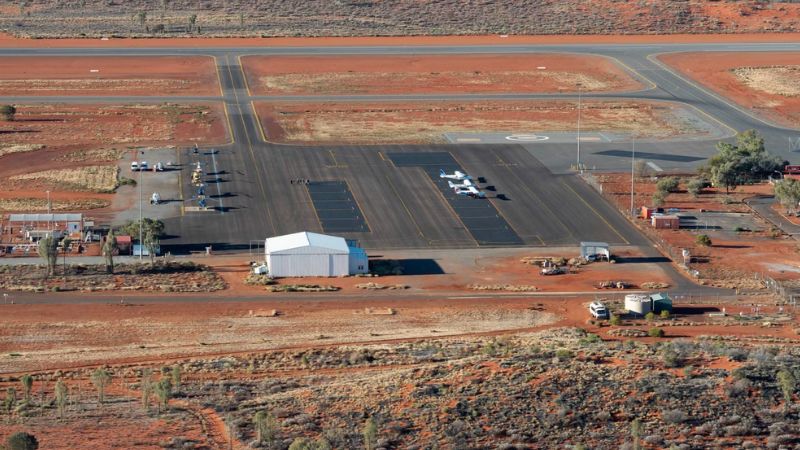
{"left": 0, "top": 41, "right": 798, "bottom": 251}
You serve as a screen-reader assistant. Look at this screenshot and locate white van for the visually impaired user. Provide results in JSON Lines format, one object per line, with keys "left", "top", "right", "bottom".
{"left": 130, "top": 161, "right": 139, "bottom": 172}
{"left": 589, "top": 301, "right": 610, "bottom": 319}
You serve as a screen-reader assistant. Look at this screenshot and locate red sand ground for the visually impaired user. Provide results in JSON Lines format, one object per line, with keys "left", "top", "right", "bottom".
{"left": 240, "top": 54, "right": 643, "bottom": 95}
{"left": 598, "top": 174, "right": 799, "bottom": 287}
{"left": 659, "top": 52, "right": 800, "bottom": 128}
{"left": 2, "top": 32, "right": 800, "bottom": 48}
{"left": 0, "top": 56, "right": 220, "bottom": 96}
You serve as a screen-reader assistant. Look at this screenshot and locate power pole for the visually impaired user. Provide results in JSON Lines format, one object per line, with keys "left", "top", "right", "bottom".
{"left": 630, "top": 136, "right": 636, "bottom": 217}
{"left": 576, "top": 84, "right": 582, "bottom": 173}
{"left": 138, "top": 149, "right": 144, "bottom": 261}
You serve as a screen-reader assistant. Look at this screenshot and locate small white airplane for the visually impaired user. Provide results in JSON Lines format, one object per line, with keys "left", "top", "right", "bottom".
{"left": 454, "top": 186, "right": 486, "bottom": 198}
{"left": 448, "top": 179, "right": 475, "bottom": 189}
{"left": 440, "top": 169, "right": 472, "bottom": 181}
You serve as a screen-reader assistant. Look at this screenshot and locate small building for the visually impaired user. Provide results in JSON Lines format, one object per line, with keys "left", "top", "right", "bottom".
{"left": 625, "top": 294, "right": 652, "bottom": 316}
{"left": 580, "top": 241, "right": 610, "bottom": 261}
{"left": 115, "top": 235, "right": 132, "bottom": 255}
{"left": 650, "top": 293, "right": 673, "bottom": 313}
{"left": 7, "top": 213, "right": 85, "bottom": 240}
{"left": 265, "top": 231, "right": 368, "bottom": 277}
{"left": 652, "top": 214, "right": 680, "bottom": 230}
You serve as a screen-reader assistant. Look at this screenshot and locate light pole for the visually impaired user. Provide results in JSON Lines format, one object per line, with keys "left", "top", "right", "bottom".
{"left": 46, "top": 190, "right": 51, "bottom": 230}
{"left": 576, "top": 84, "right": 582, "bottom": 173}
{"left": 138, "top": 149, "right": 143, "bottom": 261}
{"left": 630, "top": 135, "right": 636, "bottom": 217}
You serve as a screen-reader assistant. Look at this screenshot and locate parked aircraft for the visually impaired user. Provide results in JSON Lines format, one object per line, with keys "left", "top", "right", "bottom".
{"left": 440, "top": 169, "right": 472, "bottom": 181}
{"left": 453, "top": 186, "right": 486, "bottom": 198}
{"left": 448, "top": 179, "right": 475, "bottom": 189}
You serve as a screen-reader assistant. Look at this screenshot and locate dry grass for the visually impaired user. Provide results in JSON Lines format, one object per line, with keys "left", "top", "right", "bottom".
{"left": 732, "top": 66, "right": 800, "bottom": 97}
{"left": 56, "top": 147, "right": 125, "bottom": 163}
{"left": 11, "top": 165, "right": 119, "bottom": 192}
{"left": 261, "top": 70, "right": 613, "bottom": 94}
{"left": 0, "top": 78, "right": 189, "bottom": 92}
{"left": 0, "top": 143, "right": 45, "bottom": 157}
{"left": 0, "top": 197, "right": 110, "bottom": 212}
{"left": 266, "top": 101, "right": 691, "bottom": 144}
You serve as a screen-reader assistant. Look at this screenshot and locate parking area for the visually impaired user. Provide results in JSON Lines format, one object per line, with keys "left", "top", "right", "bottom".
{"left": 112, "top": 147, "right": 183, "bottom": 225}
{"left": 679, "top": 211, "right": 765, "bottom": 236}
{"left": 161, "top": 143, "right": 647, "bottom": 252}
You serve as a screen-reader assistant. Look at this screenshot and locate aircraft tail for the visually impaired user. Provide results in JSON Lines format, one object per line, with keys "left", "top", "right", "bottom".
{"left": 439, "top": 169, "right": 446, "bottom": 178}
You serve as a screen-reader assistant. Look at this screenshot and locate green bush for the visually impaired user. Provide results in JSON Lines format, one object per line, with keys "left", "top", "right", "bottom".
{"left": 696, "top": 234, "right": 712, "bottom": 247}
{"left": 660, "top": 310, "right": 671, "bottom": 319}
{"left": 648, "top": 327, "right": 665, "bottom": 338}
{"left": 610, "top": 315, "right": 621, "bottom": 326}
{"left": 656, "top": 176, "right": 680, "bottom": 193}
{"left": 645, "top": 311, "right": 655, "bottom": 321}
{"left": 555, "top": 349, "right": 574, "bottom": 361}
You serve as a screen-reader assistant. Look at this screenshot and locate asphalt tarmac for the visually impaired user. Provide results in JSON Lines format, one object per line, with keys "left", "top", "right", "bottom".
{"left": 0, "top": 42, "right": 798, "bottom": 251}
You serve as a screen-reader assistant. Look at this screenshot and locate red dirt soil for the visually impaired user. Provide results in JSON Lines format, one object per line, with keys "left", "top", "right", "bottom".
{"left": 240, "top": 54, "right": 643, "bottom": 95}
{"left": 2, "top": 32, "right": 800, "bottom": 48}
{"left": 0, "top": 103, "right": 229, "bottom": 155}
{"left": 659, "top": 52, "right": 800, "bottom": 128}
{"left": 0, "top": 56, "right": 220, "bottom": 96}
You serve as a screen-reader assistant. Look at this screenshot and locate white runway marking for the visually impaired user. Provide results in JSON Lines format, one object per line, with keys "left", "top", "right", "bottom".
{"left": 647, "top": 161, "right": 663, "bottom": 172}
{"left": 505, "top": 134, "right": 550, "bottom": 142}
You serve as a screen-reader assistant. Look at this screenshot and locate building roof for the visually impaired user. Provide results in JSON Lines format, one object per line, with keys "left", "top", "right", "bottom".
{"left": 8, "top": 213, "right": 82, "bottom": 222}
{"left": 580, "top": 241, "right": 609, "bottom": 248}
{"left": 266, "top": 231, "right": 349, "bottom": 254}
{"left": 650, "top": 293, "right": 671, "bottom": 302}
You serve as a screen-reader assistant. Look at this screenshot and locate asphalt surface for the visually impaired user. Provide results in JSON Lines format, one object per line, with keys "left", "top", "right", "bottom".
{"left": 1, "top": 42, "right": 799, "bottom": 252}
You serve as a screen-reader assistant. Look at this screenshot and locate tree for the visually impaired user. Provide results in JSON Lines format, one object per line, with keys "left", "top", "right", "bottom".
{"left": 37, "top": 235, "right": 58, "bottom": 278}
{"left": 60, "top": 237, "right": 72, "bottom": 275}
{"left": 652, "top": 190, "right": 666, "bottom": 207}
{"left": 102, "top": 230, "right": 117, "bottom": 274}
{"left": 55, "top": 379, "right": 68, "bottom": 420}
{"left": 91, "top": 368, "right": 111, "bottom": 406}
{"left": 121, "top": 218, "right": 164, "bottom": 262}
{"left": 154, "top": 378, "right": 172, "bottom": 414}
{"left": 0, "top": 104, "right": 17, "bottom": 121}
{"left": 774, "top": 178, "right": 800, "bottom": 214}
{"left": 686, "top": 177, "right": 706, "bottom": 198}
{"left": 188, "top": 14, "right": 197, "bottom": 32}
{"left": 253, "top": 410, "right": 277, "bottom": 446}
{"left": 702, "top": 130, "right": 784, "bottom": 194}
{"left": 609, "top": 314, "right": 621, "bottom": 326}
{"left": 140, "top": 369, "right": 153, "bottom": 412}
{"left": 20, "top": 375, "right": 33, "bottom": 405}
{"left": 5, "top": 432, "right": 38, "bottom": 450}
{"left": 776, "top": 369, "right": 796, "bottom": 410}
{"left": 634, "top": 160, "right": 650, "bottom": 179}
{"left": 136, "top": 10, "right": 147, "bottom": 27}
{"left": 363, "top": 417, "right": 378, "bottom": 450}
{"left": 170, "top": 365, "right": 181, "bottom": 391}
{"left": 696, "top": 234, "right": 712, "bottom": 247}
{"left": 4, "top": 387, "right": 16, "bottom": 421}
{"left": 660, "top": 310, "right": 671, "bottom": 319}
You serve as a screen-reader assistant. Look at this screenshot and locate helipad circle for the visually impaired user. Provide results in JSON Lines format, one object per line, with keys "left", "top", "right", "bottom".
{"left": 505, "top": 134, "right": 549, "bottom": 142}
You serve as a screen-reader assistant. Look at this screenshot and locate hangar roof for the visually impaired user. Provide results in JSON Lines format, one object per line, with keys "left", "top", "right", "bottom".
{"left": 266, "top": 231, "right": 349, "bottom": 254}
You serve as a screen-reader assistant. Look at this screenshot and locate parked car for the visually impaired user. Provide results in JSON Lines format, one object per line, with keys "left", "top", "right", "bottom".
{"left": 589, "top": 301, "right": 610, "bottom": 319}
{"left": 130, "top": 161, "right": 139, "bottom": 172}
{"left": 154, "top": 162, "right": 164, "bottom": 172}
{"left": 139, "top": 161, "right": 149, "bottom": 171}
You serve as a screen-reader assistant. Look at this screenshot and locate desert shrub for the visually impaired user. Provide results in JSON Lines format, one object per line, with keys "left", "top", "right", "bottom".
{"left": 645, "top": 312, "right": 655, "bottom": 321}
{"left": 555, "top": 349, "right": 574, "bottom": 361}
{"left": 696, "top": 234, "right": 712, "bottom": 247}
{"left": 660, "top": 310, "right": 670, "bottom": 319}
{"left": 579, "top": 333, "right": 601, "bottom": 345}
{"left": 686, "top": 177, "right": 706, "bottom": 197}
{"left": 610, "top": 315, "right": 621, "bottom": 326}
{"left": 656, "top": 176, "right": 680, "bottom": 193}
{"left": 662, "top": 349, "right": 682, "bottom": 367}
{"left": 662, "top": 409, "right": 689, "bottom": 424}
{"left": 649, "top": 327, "right": 665, "bottom": 338}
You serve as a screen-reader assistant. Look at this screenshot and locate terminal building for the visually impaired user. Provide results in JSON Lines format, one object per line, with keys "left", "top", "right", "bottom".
{"left": 264, "top": 231, "right": 368, "bottom": 277}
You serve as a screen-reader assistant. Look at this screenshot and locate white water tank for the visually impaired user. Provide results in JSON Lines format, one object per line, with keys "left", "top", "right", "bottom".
{"left": 625, "top": 294, "right": 652, "bottom": 315}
